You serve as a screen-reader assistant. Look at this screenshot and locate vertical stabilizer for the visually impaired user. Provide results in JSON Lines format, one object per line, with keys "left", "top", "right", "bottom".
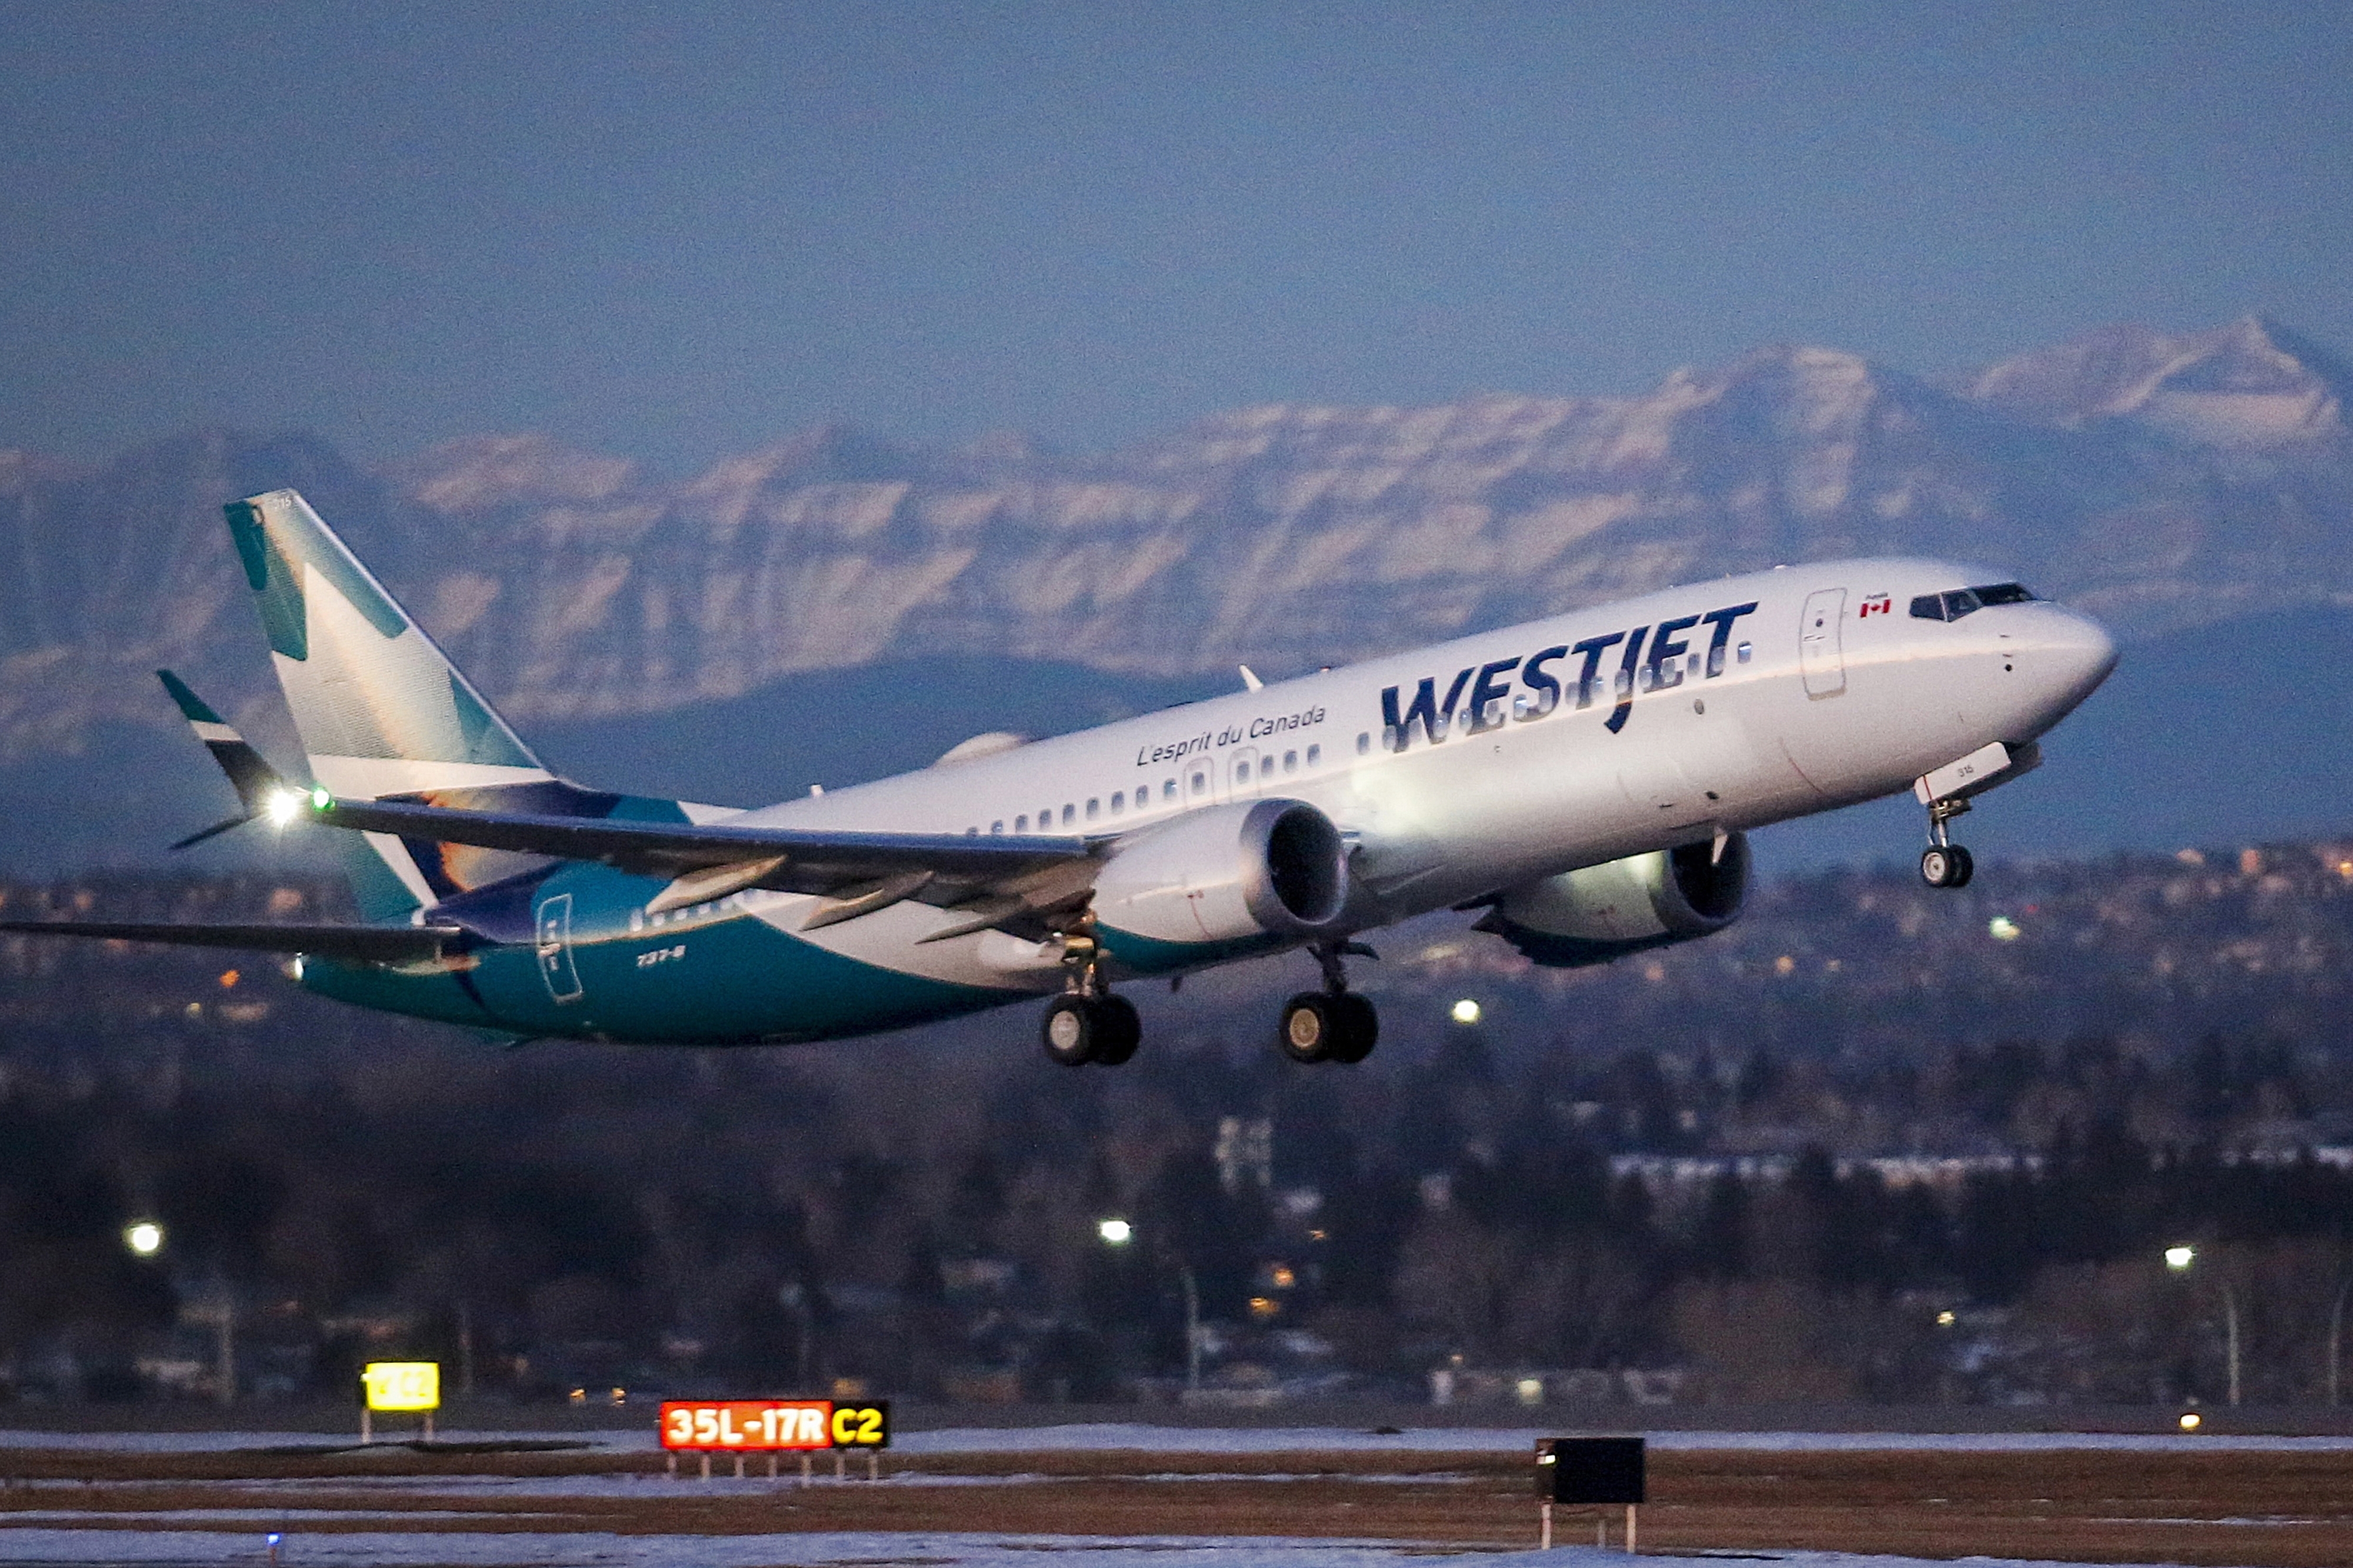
{"left": 225, "top": 489, "right": 559, "bottom": 915}
{"left": 225, "top": 489, "right": 551, "bottom": 800}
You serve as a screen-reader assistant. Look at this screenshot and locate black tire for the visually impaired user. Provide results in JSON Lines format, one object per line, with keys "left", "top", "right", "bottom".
{"left": 1921, "top": 847, "right": 1955, "bottom": 888}
{"left": 1327, "top": 992, "right": 1379, "bottom": 1064}
{"left": 1041, "top": 995, "right": 1096, "bottom": 1066}
{"left": 1947, "top": 845, "right": 1975, "bottom": 889}
{"left": 1091, "top": 993, "right": 1141, "bottom": 1066}
{"left": 1278, "top": 992, "right": 1335, "bottom": 1063}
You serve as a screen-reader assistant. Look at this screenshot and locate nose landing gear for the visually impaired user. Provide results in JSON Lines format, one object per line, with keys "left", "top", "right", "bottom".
{"left": 1277, "top": 940, "right": 1379, "bottom": 1065}
{"left": 1920, "top": 796, "right": 1975, "bottom": 889}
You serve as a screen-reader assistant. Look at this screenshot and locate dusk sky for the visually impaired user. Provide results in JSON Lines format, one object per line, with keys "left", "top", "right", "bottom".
{"left": 4, "top": 2, "right": 2346, "bottom": 475}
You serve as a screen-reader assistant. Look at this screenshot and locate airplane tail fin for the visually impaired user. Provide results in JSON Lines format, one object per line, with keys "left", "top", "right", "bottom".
{"left": 224, "top": 489, "right": 580, "bottom": 915}
{"left": 225, "top": 489, "right": 550, "bottom": 797}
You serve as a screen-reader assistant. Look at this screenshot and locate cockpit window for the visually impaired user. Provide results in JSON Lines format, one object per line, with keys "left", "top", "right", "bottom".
{"left": 1909, "top": 582, "right": 2039, "bottom": 622}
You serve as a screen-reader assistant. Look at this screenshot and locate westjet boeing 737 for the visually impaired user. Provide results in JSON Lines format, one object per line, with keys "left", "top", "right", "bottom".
{"left": 3, "top": 491, "right": 2115, "bottom": 1064}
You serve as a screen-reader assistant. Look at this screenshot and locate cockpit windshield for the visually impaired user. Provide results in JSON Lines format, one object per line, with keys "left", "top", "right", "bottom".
{"left": 1909, "top": 582, "right": 2038, "bottom": 622}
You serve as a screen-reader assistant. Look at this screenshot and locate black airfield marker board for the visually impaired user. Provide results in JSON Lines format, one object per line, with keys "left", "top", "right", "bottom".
{"left": 1534, "top": 1437, "right": 1644, "bottom": 1550}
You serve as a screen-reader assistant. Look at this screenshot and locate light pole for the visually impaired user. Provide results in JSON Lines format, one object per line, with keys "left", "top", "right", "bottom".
{"left": 2167, "top": 1244, "right": 2241, "bottom": 1407}
{"left": 1098, "top": 1217, "right": 1199, "bottom": 1396}
{"left": 2328, "top": 1266, "right": 2353, "bottom": 1407}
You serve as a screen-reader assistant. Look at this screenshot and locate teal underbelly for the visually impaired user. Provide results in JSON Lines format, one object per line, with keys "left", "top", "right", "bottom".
{"left": 466, "top": 913, "right": 1020, "bottom": 1043}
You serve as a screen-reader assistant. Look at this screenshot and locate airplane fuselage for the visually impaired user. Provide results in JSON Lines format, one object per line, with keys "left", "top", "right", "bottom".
{"left": 301, "top": 556, "right": 2115, "bottom": 1044}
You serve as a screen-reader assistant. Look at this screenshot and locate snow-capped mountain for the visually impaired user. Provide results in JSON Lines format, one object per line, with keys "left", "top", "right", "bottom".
{"left": 0, "top": 315, "right": 2344, "bottom": 765}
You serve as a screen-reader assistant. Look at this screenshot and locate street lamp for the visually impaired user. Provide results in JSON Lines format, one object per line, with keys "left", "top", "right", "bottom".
{"left": 2165, "top": 1243, "right": 2241, "bottom": 1407}
{"left": 1096, "top": 1218, "right": 1200, "bottom": 1394}
{"left": 124, "top": 1220, "right": 164, "bottom": 1257}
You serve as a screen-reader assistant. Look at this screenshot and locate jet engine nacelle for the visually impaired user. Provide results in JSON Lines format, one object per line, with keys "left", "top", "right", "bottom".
{"left": 1476, "top": 833, "right": 1751, "bottom": 969}
{"left": 1094, "top": 798, "right": 1350, "bottom": 956}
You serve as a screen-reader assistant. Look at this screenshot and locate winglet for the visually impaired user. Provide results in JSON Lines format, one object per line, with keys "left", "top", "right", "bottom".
{"left": 158, "top": 669, "right": 292, "bottom": 846}
{"left": 1239, "top": 665, "right": 1264, "bottom": 692}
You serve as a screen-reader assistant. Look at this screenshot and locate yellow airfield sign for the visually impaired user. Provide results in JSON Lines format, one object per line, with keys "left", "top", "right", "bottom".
{"left": 362, "top": 1361, "right": 441, "bottom": 1412}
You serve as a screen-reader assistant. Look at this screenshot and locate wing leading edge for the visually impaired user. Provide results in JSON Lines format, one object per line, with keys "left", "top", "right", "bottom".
{"left": 0, "top": 919, "right": 463, "bottom": 961}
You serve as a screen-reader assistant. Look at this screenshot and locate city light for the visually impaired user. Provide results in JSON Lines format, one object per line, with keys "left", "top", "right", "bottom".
{"left": 2166, "top": 1245, "right": 2197, "bottom": 1270}
{"left": 1096, "top": 1217, "right": 1132, "bottom": 1245}
{"left": 124, "top": 1220, "right": 164, "bottom": 1257}
{"left": 1450, "top": 999, "right": 1482, "bottom": 1025}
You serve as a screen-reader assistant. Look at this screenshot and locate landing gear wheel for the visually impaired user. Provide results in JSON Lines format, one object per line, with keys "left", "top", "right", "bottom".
{"left": 1278, "top": 990, "right": 1378, "bottom": 1065}
{"left": 1041, "top": 992, "right": 1141, "bottom": 1066}
{"left": 1327, "top": 992, "right": 1378, "bottom": 1064}
{"left": 1278, "top": 992, "right": 1337, "bottom": 1063}
{"left": 1920, "top": 844, "right": 1975, "bottom": 889}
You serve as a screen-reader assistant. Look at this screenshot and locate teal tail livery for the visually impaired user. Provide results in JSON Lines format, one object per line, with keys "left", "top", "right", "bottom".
{"left": 0, "top": 488, "right": 2119, "bottom": 1062}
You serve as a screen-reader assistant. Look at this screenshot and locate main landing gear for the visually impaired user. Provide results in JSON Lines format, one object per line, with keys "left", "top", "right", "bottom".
{"left": 1919, "top": 795, "right": 1975, "bottom": 889}
{"left": 1041, "top": 991, "right": 1139, "bottom": 1066}
{"left": 1277, "top": 941, "right": 1379, "bottom": 1065}
{"left": 1040, "top": 932, "right": 1140, "bottom": 1067}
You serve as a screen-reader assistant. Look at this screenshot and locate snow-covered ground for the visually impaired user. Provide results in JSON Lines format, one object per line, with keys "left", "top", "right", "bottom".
{"left": 0, "top": 1531, "right": 2212, "bottom": 1568}
{"left": 6, "top": 1422, "right": 2353, "bottom": 1455}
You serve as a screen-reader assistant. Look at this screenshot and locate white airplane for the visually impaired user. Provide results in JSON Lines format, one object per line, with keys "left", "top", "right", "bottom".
{"left": 3, "top": 491, "right": 2115, "bottom": 1063}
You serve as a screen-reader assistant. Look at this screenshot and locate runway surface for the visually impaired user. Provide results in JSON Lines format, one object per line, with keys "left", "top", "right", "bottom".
{"left": 2, "top": 1424, "right": 2347, "bottom": 1566}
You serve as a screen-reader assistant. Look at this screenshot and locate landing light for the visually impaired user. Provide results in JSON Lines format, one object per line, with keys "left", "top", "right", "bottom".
{"left": 2165, "top": 1245, "right": 2197, "bottom": 1271}
{"left": 264, "top": 789, "right": 305, "bottom": 828}
{"left": 1450, "top": 999, "right": 1482, "bottom": 1025}
{"left": 124, "top": 1220, "right": 164, "bottom": 1257}
{"left": 1096, "top": 1218, "right": 1132, "bottom": 1245}
{"left": 2179, "top": 1411, "right": 2202, "bottom": 1432}
{"left": 1988, "top": 916, "right": 2021, "bottom": 942}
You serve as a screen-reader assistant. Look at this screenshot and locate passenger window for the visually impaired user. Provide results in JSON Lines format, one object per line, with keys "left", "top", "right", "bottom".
{"left": 1190, "top": 769, "right": 1205, "bottom": 792}
{"left": 1283, "top": 749, "right": 1297, "bottom": 772}
{"left": 1062, "top": 803, "right": 1075, "bottom": 825}
{"left": 1236, "top": 759, "right": 1251, "bottom": 782}
{"left": 1164, "top": 779, "right": 1176, "bottom": 799}
{"left": 1086, "top": 798, "right": 1099, "bottom": 820}
{"left": 1306, "top": 743, "right": 1321, "bottom": 766}
{"left": 1111, "top": 791, "right": 1125, "bottom": 813}
{"left": 990, "top": 820, "right": 1004, "bottom": 834}
{"left": 1737, "top": 641, "right": 1754, "bottom": 663}
{"left": 1015, "top": 814, "right": 1028, "bottom": 832}
{"left": 1357, "top": 732, "right": 1371, "bottom": 755}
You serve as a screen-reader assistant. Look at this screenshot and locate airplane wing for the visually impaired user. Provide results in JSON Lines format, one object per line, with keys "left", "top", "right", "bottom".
{"left": 312, "top": 795, "right": 1105, "bottom": 938}
{"left": 0, "top": 919, "right": 464, "bottom": 961}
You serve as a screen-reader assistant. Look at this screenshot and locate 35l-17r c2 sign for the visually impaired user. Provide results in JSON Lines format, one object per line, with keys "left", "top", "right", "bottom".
{"left": 659, "top": 1400, "right": 889, "bottom": 1451}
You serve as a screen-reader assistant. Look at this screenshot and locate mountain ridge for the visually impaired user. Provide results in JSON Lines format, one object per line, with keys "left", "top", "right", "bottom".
{"left": 0, "top": 315, "right": 2344, "bottom": 765}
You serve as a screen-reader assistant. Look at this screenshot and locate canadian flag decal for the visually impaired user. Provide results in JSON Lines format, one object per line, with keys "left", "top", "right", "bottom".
{"left": 1858, "top": 594, "right": 1894, "bottom": 618}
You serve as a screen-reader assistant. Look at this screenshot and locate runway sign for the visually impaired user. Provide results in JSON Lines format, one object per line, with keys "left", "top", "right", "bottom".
{"left": 360, "top": 1361, "right": 440, "bottom": 1413}
{"left": 660, "top": 1399, "right": 891, "bottom": 1450}
{"left": 1534, "top": 1436, "right": 1645, "bottom": 1503}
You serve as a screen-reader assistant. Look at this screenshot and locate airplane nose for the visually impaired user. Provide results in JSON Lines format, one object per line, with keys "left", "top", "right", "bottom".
{"left": 2038, "top": 607, "right": 2118, "bottom": 707}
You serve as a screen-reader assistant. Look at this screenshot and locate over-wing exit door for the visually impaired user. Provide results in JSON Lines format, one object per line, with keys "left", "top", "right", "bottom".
{"left": 536, "top": 893, "right": 584, "bottom": 1004}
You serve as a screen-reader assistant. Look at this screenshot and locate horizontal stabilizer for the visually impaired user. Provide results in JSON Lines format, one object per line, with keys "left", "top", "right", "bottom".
{"left": 0, "top": 919, "right": 462, "bottom": 962}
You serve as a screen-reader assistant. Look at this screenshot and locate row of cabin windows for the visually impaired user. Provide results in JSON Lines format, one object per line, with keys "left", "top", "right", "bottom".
{"left": 952, "top": 636, "right": 1783, "bottom": 835}
{"left": 974, "top": 742, "right": 1335, "bottom": 835}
